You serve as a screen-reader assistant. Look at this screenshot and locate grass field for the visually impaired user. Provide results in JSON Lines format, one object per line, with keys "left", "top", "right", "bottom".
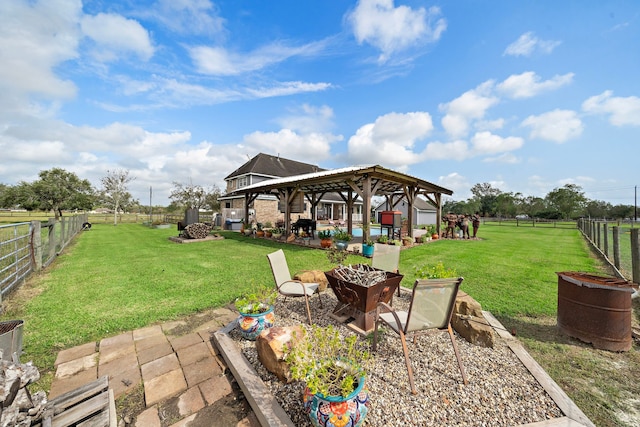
{"left": 1, "top": 222, "right": 639, "bottom": 426}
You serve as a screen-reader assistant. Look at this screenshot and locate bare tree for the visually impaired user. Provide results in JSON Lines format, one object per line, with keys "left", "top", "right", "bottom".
{"left": 100, "top": 169, "right": 135, "bottom": 225}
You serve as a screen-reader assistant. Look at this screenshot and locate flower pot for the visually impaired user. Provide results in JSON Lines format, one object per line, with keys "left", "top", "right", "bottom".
{"left": 244, "top": 229, "right": 253, "bottom": 236}
{"left": 303, "top": 375, "right": 369, "bottom": 427}
{"left": 272, "top": 233, "right": 282, "bottom": 239}
{"left": 256, "top": 230, "right": 265, "bottom": 238}
{"left": 431, "top": 233, "right": 439, "bottom": 240}
{"left": 320, "top": 238, "right": 332, "bottom": 248}
{"left": 362, "top": 244, "right": 374, "bottom": 258}
{"left": 265, "top": 231, "right": 272, "bottom": 238}
{"left": 237, "top": 306, "right": 275, "bottom": 340}
{"left": 335, "top": 240, "right": 349, "bottom": 251}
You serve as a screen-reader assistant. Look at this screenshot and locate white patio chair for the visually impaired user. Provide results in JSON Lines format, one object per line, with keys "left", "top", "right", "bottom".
{"left": 372, "top": 277, "right": 468, "bottom": 394}
{"left": 266, "top": 249, "right": 323, "bottom": 325}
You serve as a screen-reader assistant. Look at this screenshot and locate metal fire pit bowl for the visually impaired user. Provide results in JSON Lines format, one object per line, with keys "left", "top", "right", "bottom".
{"left": 557, "top": 271, "right": 637, "bottom": 352}
{"left": 325, "top": 265, "right": 403, "bottom": 335}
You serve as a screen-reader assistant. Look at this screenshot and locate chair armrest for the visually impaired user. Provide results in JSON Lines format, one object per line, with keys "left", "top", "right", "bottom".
{"left": 376, "top": 302, "right": 404, "bottom": 331}
{"left": 280, "top": 279, "right": 311, "bottom": 294}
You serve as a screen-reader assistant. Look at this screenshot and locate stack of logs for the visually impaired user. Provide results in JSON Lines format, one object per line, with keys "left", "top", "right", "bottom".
{"left": 0, "top": 356, "right": 47, "bottom": 426}
{"left": 182, "top": 222, "right": 213, "bottom": 239}
{"left": 332, "top": 264, "right": 388, "bottom": 288}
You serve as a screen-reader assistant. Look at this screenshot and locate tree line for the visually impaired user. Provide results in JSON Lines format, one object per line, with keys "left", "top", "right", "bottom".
{"left": 444, "top": 182, "right": 636, "bottom": 221}
{"left": 0, "top": 168, "right": 222, "bottom": 223}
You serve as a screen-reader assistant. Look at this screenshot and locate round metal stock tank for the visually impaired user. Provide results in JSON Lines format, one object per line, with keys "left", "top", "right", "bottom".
{"left": 556, "top": 272, "right": 635, "bottom": 352}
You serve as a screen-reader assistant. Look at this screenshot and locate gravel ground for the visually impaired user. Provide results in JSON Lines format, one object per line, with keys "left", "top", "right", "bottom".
{"left": 231, "top": 290, "right": 564, "bottom": 426}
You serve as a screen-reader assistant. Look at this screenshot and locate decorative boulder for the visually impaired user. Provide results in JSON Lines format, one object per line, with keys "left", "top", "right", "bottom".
{"left": 255, "top": 326, "right": 304, "bottom": 383}
{"left": 452, "top": 291, "right": 495, "bottom": 348}
{"left": 293, "top": 270, "right": 328, "bottom": 292}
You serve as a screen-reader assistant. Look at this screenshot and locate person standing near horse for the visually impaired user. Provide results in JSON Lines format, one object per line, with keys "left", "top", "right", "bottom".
{"left": 471, "top": 212, "right": 481, "bottom": 238}
{"left": 445, "top": 213, "right": 457, "bottom": 238}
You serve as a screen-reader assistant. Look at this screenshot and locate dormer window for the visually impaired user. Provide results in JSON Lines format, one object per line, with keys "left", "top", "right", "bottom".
{"left": 238, "top": 176, "right": 249, "bottom": 188}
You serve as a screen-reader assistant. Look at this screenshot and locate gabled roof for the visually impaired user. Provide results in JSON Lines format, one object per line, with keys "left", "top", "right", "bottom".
{"left": 224, "top": 153, "right": 325, "bottom": 180}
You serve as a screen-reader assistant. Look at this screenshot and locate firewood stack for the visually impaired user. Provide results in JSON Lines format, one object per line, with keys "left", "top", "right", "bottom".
{"left": 0, "top": 356, "right": 47, "bottom": 426}
{"left": 183, "top": 222, "right": 213, "bottom": 239}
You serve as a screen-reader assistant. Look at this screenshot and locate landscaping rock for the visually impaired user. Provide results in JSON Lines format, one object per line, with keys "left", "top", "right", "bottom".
{"left": 452, "top": 291, "right": 495, "bottom": 348}
{"left": 293, "top": 270, "right": 328, "bottom": 292}
{"left": 255, "top": 326, "right": 303, "bottom": 383}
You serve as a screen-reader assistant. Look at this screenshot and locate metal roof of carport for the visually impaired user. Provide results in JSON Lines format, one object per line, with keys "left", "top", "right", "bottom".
{"left": 229, "top": 164, "right": 453, "bottom": 241}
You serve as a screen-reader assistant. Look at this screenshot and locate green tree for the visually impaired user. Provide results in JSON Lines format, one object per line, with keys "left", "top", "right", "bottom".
{"left": 521, "top": 196, "right": 547, "bottom": 218}
{"left": 470, "top": 183, "right": 502, "bottom": 216}
{"left": 545, "top": 184, "right": 586, "bottom": 220}
{"left": 99, "top": 169, "right": 136, "bottom": 225}
{"left": 584, "top": 200, "right": 612, "bottom": 219}
{"left": 494, "top": 192, "right": 518, "bottom": 218}
{"left": 169, "top": 180, "right": 209, "bottom": 210}
{"left": 26, "top": 169, "right": 94, "bottom": 219}
{"left": 204, "top": 184, "right": 222, "bottom": 212}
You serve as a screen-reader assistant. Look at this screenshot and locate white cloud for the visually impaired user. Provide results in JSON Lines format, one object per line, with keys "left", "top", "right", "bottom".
{"left": 154, "top": 0, "right": 225, "bottom": 36}
{"left": 189, "top": 40, "right": 326, "bottom": 76}
{"left": 439, "top": 81, "right": 499, "bottom": 138}
{"left": 347, "top": 0, "right": 446, "bottom": 63}
{"left": 522, "top": 109, "right": 583, "bottom": 143}
{"left": 81, "top": 13, "right": 154, "bottom": 62}
{"left": 246, "top": 81, "right": 332, "bottom": 98}
{"left": 471, "top": 131, "right": 524, "bottom": 154}
{"left": 482, "top": 153, "right": 520, "bottom": 164}
{"left": 0, "top": 0, "right": 80, "bottom": 103}
{"left": 276, "top": 104, "right": 335, "bottom": 134}
{"left": 475, "top": 118, "right": 505, "bottom": 132}
{"left": 503, "top": 31, "right": 561, "bottom": 57}
{"left": 242, "top": 129, "right": 340, "bottom": 162}
{"left": 437, "top": 172, "right": 471, "bottom": 200}
{"left": 497, "top": 71, "right": 574, "bottom": 99}
{"left": 582, "top": 91, "right": 640, "bottom": 126}
{"left": 347, "top": 112, "right": 434, "bottom": 167}
{"left": 424, "top": 140, "right": 470, "bottom": 160}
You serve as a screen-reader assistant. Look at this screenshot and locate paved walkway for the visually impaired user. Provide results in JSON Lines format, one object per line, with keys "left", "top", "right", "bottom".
{"left": 50, "top": 307, "right": 260, "bottom": 427}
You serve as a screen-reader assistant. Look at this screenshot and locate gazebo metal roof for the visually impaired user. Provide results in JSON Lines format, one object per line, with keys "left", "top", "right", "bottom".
{"left": 229, "top": 164, "right": 452, "bottom": 198}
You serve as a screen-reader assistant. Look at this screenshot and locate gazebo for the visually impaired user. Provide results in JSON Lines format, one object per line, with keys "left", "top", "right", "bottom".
{"left": 228, "top": 165, "right": 453, "bottom": 243}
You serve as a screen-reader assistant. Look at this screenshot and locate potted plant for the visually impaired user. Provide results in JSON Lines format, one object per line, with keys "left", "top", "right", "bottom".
{"left": 376, "top": 235, "right": 389, "bottom": 244}
{"left": 361, "top": 224, "right": 375, "bottom": 258}
{"left": 256, "top": 222, "right": 265, "bottom": 238}
{"left": 271, "top": 227, "right": 283, "bottom": 239}
{"left": 318, "top": 229, "right": 332, "bottom": 248}
{"left": 402, "top": 235, "right": 414, "bottom": 246}
{"left": 332, "top": 226, "right": 352, "bottom": 251}
{"left": 243, "top": 222, "right": 253, "bottom": 236}
{"left": 264, "top": 221, "right": 273, "bottom": 237}
{"left": 234, "top": 285, "right": 278, "bottom": 340}
{"left": 284, "top": 324, "right": 372, "bottom": 427}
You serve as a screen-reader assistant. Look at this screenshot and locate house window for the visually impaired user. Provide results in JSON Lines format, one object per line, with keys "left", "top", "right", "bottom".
{"left": 225, "top": 202, "right": 231, "bottom": 209}
{"left": 238, "top": 176, "right": 249, "bottom": 188}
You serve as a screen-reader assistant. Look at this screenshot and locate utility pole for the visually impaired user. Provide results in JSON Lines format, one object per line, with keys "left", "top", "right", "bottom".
{"left": 149, "top": 186, "right": 153, "bottom": 224}
{"left": 635, "top": 185, "right": 637, "bottom": 226}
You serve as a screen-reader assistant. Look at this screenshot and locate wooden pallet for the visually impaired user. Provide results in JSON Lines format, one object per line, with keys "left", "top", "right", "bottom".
{"left": 37, "top": 376, "right": 116, "bottom": 427}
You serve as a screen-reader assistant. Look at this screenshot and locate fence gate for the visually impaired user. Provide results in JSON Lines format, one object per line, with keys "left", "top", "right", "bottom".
{"left": 0, "top": 222, "right": 32, "bottom": 301}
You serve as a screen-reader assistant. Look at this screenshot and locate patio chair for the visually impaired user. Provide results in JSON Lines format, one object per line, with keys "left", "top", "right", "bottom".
{"left": 266, "top": 249, "right": 323, "bottom": 325}
{"left": 372, "top": 277, "right": 468, "bottom": 394}
{"left": 371, "top": 243, "right": 401, "bottom": 296}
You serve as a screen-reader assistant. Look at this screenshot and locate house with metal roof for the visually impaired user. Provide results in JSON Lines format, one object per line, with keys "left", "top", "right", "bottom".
{"left": 219, "top": 153, "right": 364, "bottom": 227}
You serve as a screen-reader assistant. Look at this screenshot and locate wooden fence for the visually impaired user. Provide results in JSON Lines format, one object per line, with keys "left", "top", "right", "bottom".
{"left": 0, "top": 215, "right": 87, "bottom": 300}
{"left": 577, "top": 219, "right": 640, "bottom": 284}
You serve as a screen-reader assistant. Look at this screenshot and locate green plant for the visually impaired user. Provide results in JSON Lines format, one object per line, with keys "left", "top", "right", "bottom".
{"left": 264, "top": 221, "right": 273, "bottom": 229}
{"left": 256, "top": 222, "right": 263, "bottom": 231}
{"left": 234, "top": 285, "right": 278, "bottom": 314}
{"left": 326, "top": 246, "right": 348, "bottom": 265}
{"left": 332, "top": 226, "right": 352, "bottom": 242}
{"left": 426, "top": 224, "right": 437, "bottom": 235}
{"left": 284, "top": 325, "right": 371, "bottom": 398}
{"left": 402, "top": 236, "right": 414, "bottom": 244}
{"left": 390, "top": 239, "right": 402, "bottom": 246}
{"left": 415, "top": 261, "right": 458, "bottom": 279}
{"left": 377, "top": 235, "right": 388, "bottom": 244}
{"left": 271, "top": 227, "right": 284, "bottom": 234}
{"left": 317, "top": 229, "right": 332, "bottom": 239}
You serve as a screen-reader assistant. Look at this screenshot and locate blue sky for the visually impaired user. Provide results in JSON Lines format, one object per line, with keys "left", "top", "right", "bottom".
{"left": 1, "top": 0, "right": 639, "bottom": 207}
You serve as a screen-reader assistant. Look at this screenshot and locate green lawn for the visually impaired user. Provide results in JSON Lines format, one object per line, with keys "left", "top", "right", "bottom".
{"left": 2, "top": 222, "right": 638, "bottom": 426}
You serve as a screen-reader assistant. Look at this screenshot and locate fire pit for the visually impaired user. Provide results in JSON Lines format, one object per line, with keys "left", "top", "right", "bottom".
{"left": 325, "top": 265, "right": 403, "bottom": 335}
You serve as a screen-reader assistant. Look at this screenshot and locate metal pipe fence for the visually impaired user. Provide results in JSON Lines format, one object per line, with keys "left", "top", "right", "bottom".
{"left": 0, "top": 214, "right": 87, "bottom": 300}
